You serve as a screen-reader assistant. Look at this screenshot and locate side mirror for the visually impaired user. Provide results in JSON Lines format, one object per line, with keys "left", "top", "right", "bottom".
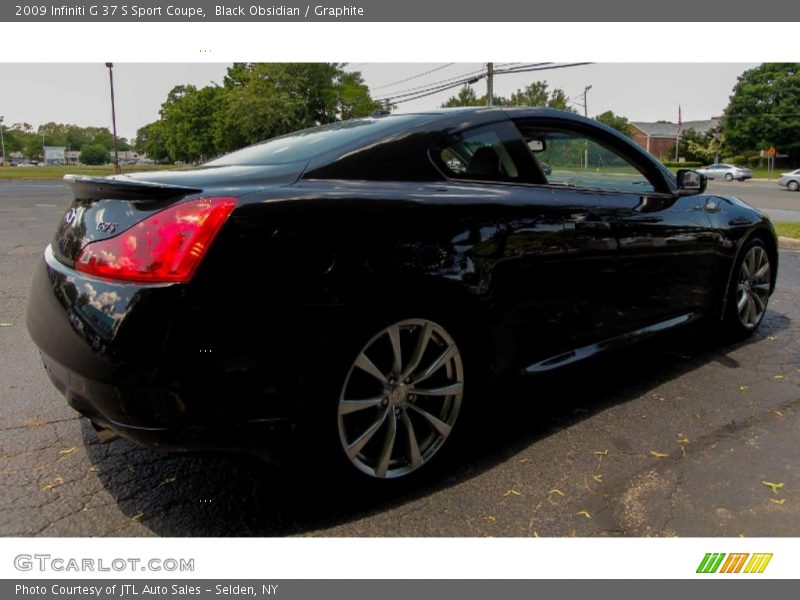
{"left": 676, "top": 169, "right": 706, "bottom": 196}
{"left": 527, "top": 139, "right": 546, "bottom": 152}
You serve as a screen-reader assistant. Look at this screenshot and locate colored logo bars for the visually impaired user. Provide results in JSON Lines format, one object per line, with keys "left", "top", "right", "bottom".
{"left": 696, "top": 553, "right": 773, "bottom": 574}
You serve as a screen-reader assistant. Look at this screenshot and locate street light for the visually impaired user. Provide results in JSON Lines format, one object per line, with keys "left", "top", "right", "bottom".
{"left": 582, "top": 85, "right": 592, "bottom": 117}
{"left": 0, "top": 116, "right": 6, "bottom": 167}
{"left": 105, "top": 63, "right": 121, "bottom": 174}
{"left": 582, "top": 85, "right": 592, "bottom": 169}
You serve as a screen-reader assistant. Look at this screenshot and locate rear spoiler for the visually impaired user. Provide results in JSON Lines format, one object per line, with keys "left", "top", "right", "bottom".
{"left": 64, "top": 174, "right": 202, "bottom": 201}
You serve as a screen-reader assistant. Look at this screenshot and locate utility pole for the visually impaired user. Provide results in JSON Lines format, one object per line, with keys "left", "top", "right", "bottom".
{"left": 0, "top": 116, "right": 6, "bottom": 167}
{"left": 105, "top": 63, "right": 121, "bottom": 174}
{"left": 582, "top": 85, "right": 592, "bottom": 169}
{"left": 487, "top": 63, "right": 494, "bottom": 107}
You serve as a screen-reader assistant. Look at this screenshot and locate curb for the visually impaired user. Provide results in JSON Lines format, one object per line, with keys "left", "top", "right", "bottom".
{"left": 778, "top": 236, "right": 800, "bottom": 250}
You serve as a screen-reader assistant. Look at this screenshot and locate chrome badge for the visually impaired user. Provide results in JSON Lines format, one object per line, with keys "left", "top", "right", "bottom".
{"left": 63, "top": 207, "right": 78, "bottom": 226}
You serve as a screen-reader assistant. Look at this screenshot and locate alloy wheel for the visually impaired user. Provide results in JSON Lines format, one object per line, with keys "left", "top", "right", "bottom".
{"left": 337, "top": 319, "right": 464, "bottom": 479}
{"left": 789, "top": 180, "right": 799, "bottom": 192}
{"left": 736, "top": 245, "right": 771, "bottom": 329}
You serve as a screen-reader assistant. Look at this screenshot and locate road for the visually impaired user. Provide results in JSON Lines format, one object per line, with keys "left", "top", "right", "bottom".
{"left": 706, "top": 178, "right": 800, "bottom": 222}
{"left": 1, "top": 179, "right": 799, "bottom": 537}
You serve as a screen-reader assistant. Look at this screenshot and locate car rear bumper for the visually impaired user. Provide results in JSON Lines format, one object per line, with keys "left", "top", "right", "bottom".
{"left": 25, "top": 246, "right": 301, "bottom": 457}
{"left": 37, "top": 350, "right": 296, "bottom": 457}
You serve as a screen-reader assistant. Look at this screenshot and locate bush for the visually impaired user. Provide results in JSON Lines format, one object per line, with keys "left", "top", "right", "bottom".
{"left": 747, "top": 156, "right": 763, "bottom": 168}
{"left": 723, "top": 155, "right": 748, "bottom": 166}
{"left": 662, "top": 161, "right": 703, "bottom": 168}
{"left": 79, "top": 144, "right": 110, "bottom": 166}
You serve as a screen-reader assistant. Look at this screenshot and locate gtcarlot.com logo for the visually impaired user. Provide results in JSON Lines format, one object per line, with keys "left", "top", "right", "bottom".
{"left": 697, "top": 553, "right": 773, "bottom": 574}
{"left": 14, "top": 554, "right": 195, "bottom": 573}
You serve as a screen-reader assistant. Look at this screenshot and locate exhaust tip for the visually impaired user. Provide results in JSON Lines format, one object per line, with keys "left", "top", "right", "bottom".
{"left": 91, "top": 421, "right": 120, "bottom": 443}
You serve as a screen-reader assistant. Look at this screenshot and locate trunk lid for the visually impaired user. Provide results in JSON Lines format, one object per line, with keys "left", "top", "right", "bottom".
{"left": 52, "top": 162, "right": 305, "bottom": 266}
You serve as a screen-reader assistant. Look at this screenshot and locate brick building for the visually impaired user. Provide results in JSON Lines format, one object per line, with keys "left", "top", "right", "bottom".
{"left": 630, "top": 118, "right": 720, "bottom": 159}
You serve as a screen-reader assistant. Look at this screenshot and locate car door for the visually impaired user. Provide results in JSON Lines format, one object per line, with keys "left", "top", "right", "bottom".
{"left": 512, "top": 118, "right": 718, "bottom": 347}
{"left": 430, "top": 120, "right": 574, "bottom": 372}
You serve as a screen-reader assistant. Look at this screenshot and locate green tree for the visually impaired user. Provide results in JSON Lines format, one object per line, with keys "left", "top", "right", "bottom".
{"left": 441, "top": 80, "right": 574, "bottom": 111}
{"left": 441, "top": 85, "right": 483, "bottom": 107}
{"left": 336, "top": 71, "right": 381, "bottom": 120}
{"left": 80, "top": 143, "right": 111, "bottom": 165}
{"left": 213, "top": 63, "right": 378, "bottom": 154}
{"left": 667, "top": 128, "right": 722, "bottom": 164}
{"left": 0, "top": 126, "right": 27, "bottom": 154}
{"left": 159, "top": 84, "right": 223, "bottom": 162}
{"left": 506, "top": 81, "right": 574, "bottom": 111}
{"left": 134, "top": 121, "right": 169, "bottom": 161}
{"left": 24, "top": 137, "right": 43, "bottom": 160}
{"left": 595, "top": 110, "right": 633, "bottom": 136}
{"left": 140, "top": 63, "right": 379, "bottom": 162}
{"left": 723, "top": 63, "right": 800, "bottom": 161}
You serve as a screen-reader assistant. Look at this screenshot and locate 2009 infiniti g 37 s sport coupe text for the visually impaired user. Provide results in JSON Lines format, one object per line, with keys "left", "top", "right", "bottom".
{"left": 26, "top": 108, "right": 778, "bottom": 481}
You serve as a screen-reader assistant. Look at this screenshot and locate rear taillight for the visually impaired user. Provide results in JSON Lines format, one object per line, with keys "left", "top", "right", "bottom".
{"left": 75, "top": 197, "right": 237, "bottom": 283}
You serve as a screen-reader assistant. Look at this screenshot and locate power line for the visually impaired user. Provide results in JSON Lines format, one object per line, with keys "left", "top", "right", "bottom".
{"left": 377, "top": 76, "right": 482, "bottom": 104}
{"left": 371, "top": 63, "right": 457, "bottom": 91}
{"left": 384, "top": 62, "right": 593, "bottom": 106}
{"left": 373, "top": 65, "right": 489, "bottom": 101}
{"left": 494, "top": 62, "right": 591, "bottom": 75}
{"left": 374, "top": 63, "right": 551, "bottom": 102}
{"left": 493, "top": 62, "right": 553, "bottom": 74}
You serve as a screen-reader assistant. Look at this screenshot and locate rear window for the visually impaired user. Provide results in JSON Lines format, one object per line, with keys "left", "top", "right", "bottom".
{"left": 206, "top": 115, "right": 431, "bottom": 166}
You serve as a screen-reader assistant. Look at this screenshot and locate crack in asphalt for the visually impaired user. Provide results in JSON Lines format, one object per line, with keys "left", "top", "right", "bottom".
{"left": 0, "top": 416, "right": 82, "bottom": 433}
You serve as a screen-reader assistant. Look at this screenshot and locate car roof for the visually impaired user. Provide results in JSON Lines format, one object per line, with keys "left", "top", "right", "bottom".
{"left": 392, "top": 106, "right": 590, "bottom": 121}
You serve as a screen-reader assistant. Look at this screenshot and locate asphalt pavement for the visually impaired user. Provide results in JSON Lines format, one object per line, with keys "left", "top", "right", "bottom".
{"left": 707, "top": 178, "right": 800, "bottom": 222}
{"left": 1, "top": 179, "right": 799, "bottom": 537}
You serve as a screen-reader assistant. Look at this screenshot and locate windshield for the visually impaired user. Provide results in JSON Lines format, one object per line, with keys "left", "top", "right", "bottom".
{"left": 206, "top": 114, "right": 432, "bottom": 167}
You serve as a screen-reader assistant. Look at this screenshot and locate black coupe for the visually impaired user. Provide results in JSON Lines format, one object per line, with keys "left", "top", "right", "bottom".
{"left": 26, "top": 108, "right": 778, "bottom": 480}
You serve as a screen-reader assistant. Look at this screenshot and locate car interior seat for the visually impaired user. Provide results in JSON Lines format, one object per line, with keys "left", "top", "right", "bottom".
{"left": 467, "top": 146, "right": 504, "bottom": 180}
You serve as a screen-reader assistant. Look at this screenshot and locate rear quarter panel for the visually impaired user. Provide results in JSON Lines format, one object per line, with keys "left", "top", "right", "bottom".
{"left": 185, "top": 179, "right": 571, "bottom": 384}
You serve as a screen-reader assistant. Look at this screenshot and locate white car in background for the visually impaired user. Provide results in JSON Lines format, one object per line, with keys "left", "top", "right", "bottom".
{"left": 696, "top": 163, "right": 753, "bottom": 181}
{"left": 777, "top": 169, "right": 800, "bottom": 192}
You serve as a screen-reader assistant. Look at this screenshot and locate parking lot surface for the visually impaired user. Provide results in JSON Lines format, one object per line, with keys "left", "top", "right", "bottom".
{"left": 1, "top": 179, "right": 798, "bottom": 537}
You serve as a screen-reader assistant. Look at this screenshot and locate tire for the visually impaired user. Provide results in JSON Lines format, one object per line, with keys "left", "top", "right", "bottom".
{"left": 724, "top": 173, "right": 734, "bottom": 182}
{"left": 788, "top": 180, "right": 799, "bottom": 192}
{"left": 721, "top": 238, "right": 772, "bottom": 339}
{"left": 320, "top": 315, "right": 473, "bottom": 482}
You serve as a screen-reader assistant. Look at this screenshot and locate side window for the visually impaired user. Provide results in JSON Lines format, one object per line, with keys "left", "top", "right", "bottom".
{"left": 518, "top": 127, "right": 656, "bottom": 194}
{"left": 432, "top": 122, "right": 527, "bottom": 183}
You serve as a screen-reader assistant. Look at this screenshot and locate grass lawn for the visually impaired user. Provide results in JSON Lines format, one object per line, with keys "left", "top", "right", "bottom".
{"left": 0, "top": 164, "right": 178, "bottom": 180}
{"left": 737, "top": 167, "right": 790, "bottom": 180}
{"left": 773, "top": 222, "right": 800, "bottom": 239}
